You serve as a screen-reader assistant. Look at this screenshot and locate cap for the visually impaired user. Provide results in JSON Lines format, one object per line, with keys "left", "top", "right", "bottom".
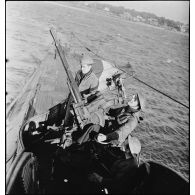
{"left": 81, "top": 55, "right": 94, "bottom": 65}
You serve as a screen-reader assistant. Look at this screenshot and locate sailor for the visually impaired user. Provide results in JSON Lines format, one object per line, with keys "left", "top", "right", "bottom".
{"left": 77, "top": 93, "right": 144, "bottom": 146}
{"left": 75, "top": 55, "right": 99, "bottom": 99}
{"left": 96, "top": 94, "right": 144, "bottom": 146}
{"left": 63, "top": 55, "right": 100, "bottom": 143}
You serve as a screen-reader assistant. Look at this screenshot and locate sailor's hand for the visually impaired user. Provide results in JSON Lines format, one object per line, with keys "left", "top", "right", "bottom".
{"left": 97, "top": 133, "right": 107, "bottom": 142}
{"left": 83, "top": 93, "right": 90, "bottom": 98}
{"left": 84, "top": 98, "right": 88, "bottom": 104}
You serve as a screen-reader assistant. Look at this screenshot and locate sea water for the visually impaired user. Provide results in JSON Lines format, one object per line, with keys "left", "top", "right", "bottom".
{"left": 6, "top": 1, "right": 189, "bottom": 180}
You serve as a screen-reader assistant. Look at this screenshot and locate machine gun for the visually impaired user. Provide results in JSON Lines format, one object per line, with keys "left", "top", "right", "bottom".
{"left": 50, "top": 28, "right": 91, "bottom": 129}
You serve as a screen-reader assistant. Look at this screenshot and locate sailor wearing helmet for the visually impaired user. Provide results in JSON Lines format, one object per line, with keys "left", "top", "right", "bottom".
{"left": 75, "top": 55, "right": 99, "bottom": 98}
{"left": 63, "top": 55, "right": 100, "bottom": 137}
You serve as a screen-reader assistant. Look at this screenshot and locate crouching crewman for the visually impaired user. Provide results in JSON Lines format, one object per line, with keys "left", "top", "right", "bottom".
{"left": 96, "top": 93, "right": 144, "bottom": 147}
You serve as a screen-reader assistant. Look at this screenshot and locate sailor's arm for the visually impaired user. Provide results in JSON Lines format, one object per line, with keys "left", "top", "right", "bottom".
{"left": 80, "top": 73, "right": 99, "bottom": 102}
{"left": 89, "top": 73, "right": 99, "bottom": 94}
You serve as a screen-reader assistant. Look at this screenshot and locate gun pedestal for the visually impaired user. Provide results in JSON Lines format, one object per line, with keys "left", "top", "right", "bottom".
{"left": 72, "top": 102, "right": 91, "bottom": 129}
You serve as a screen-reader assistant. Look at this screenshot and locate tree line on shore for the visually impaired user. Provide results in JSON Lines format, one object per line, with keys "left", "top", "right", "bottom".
{"left": 79, "top": 2, "right": 189, "bottom": 33}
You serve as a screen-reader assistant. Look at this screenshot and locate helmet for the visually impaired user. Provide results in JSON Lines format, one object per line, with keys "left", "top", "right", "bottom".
{"left": 81, "top": 55, "right": 94, "bottom": 65}
{"left": 136, "top": 93, "right": 145, "bottom": 112}
{"left": 128, "top": 93, "right": 145, "bottom": 112}
{"left": 128, "top": 136, "right": 141, "bottom": 155}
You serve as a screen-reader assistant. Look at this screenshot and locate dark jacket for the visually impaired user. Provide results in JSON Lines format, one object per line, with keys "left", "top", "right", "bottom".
{"left": 75, "top": 69, "right": 99, "bottom": 97}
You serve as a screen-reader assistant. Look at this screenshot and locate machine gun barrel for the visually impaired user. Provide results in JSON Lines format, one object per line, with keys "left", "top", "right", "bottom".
{"left": 50, "top": 28, "right": 82, "bottom": 104}
{"left": 50, "top": 28, "right": 92, "bottom": 127}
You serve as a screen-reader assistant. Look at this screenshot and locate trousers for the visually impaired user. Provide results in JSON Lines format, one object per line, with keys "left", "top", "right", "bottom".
{"left": 116, "top": 115, "right": 138, "bottom": 145}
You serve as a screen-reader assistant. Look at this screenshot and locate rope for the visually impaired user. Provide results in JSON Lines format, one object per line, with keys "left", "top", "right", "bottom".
{"left": 71, "top": 32, "right": 189, "bottom": 110}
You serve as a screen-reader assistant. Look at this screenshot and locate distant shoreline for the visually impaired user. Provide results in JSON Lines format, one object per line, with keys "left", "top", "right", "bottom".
{"left": 44, "top": 1, "right": 188, "bottom": 36}
{"left": 83, "top": 6, "right": 189, "bottom": 36}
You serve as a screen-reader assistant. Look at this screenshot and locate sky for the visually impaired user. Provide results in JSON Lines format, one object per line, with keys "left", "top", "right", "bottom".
{"left": 97, "top": 1, "right": 189, "bottom": 24}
